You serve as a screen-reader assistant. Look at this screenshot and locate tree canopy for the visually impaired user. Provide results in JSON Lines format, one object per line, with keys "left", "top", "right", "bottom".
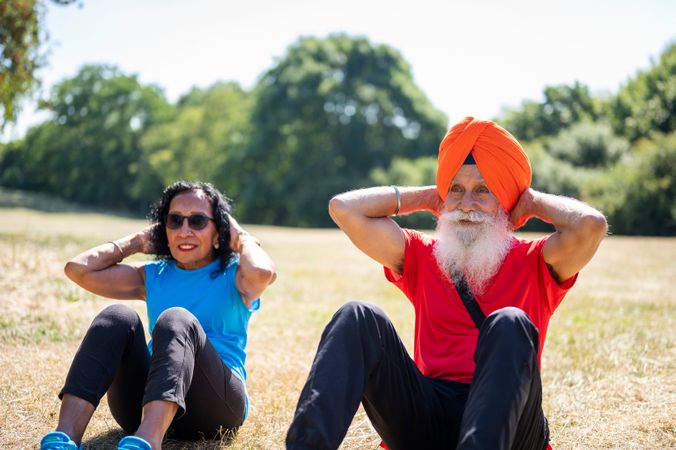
{"left": 0, "top": 35, "right": 674, "bottom": 235}
{"left": 498, "top": 81, "right": 605, "bottom": 142}
{"left": 609, "top": 42, "right": 675, "bottom": 142}
{"left": 0, "top": 0, "right": 78, "bottom": 128}
{"left": 237, "top": 34, "right": 448, "bottom": 226}
{"left": 138, "top": 82, "right": 252, "bottom": 204}
{"left": 494, "top": 42, "right": 675, "bottom": 235}
{"left": 0, "top": 65, "right": 172, "bottom": 210}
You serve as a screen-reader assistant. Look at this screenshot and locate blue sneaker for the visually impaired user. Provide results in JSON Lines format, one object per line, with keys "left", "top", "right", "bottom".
{"left": 40, "top": 431, "right": 81, "bottom": 450}
{"left": 118, "top": 435, "right": 153, "bottom": 450}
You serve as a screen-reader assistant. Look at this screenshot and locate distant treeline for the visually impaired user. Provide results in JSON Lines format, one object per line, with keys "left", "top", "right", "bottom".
{"left": 0, "top": 35, "right": 673, "bottom": 235}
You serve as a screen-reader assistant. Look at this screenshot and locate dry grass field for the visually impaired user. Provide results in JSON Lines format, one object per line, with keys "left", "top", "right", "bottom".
{"left": 0, "top": 200, "right": 674, "bottom": 449}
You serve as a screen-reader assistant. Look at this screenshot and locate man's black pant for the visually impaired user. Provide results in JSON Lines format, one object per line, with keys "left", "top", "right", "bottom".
{"left": 59, "top": 304, "right": 246, "bottom": 439}
{"left": 286, "top": 301, "right": 549, "bottom": 450}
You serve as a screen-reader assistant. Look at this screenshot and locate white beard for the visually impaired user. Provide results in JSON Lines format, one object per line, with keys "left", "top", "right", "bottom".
{"left": 433, "top": 209, "right": 514, "bottom": 296}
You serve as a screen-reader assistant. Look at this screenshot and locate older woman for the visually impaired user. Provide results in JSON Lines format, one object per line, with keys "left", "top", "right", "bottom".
{"left": 40, "top": 181, "right": 276, "bottom": 450}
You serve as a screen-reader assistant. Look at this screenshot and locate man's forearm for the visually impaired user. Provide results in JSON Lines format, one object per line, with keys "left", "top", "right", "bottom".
{"left": 513, "top": 189, "right": 607, "bottom": 281}
{"left": 524, "top": 189, "right": 606, "bottom": 234}
{"left": 328, "top": 185, "right": 440, "bottom": 272}
{"left": 397, "top": 185, "right": 442, "bottom": 216}
{"left": 331, "top": 185, "right": 440, "bottom": 219}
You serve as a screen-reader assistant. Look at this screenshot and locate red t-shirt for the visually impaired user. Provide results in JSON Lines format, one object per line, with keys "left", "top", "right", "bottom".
{"left": 384, "top": 229, "right": 577, "bottom": 383}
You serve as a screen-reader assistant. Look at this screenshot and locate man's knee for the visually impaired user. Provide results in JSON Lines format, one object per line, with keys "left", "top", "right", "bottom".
{"left": 481, "top": 307, "right": 539, "bottom": 354}
{"left": 332, "top": 300, "right": 387, "bottom": 328}
{"left": 153, "top": 307, "right": 198, "bottom": 337}
{"left": 486, "top": 307, "right": 536, "bottom": 332}
{"left": 319, "top": 301, "right": 392, "bottom": 346}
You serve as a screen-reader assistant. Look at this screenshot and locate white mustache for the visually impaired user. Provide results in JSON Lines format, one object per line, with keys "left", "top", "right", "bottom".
{"left": 440, "top": 210, "right": 492, "bottom": 224}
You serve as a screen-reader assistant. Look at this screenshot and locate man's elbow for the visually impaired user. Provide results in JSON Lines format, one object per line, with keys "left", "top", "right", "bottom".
{"left": 328, "top": 194, "right": 349, "bottom": 225}
{"left": 580, "top": 211, "right": 608, "bottom": 241}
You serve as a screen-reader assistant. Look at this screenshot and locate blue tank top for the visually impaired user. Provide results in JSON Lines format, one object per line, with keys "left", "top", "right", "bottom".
{"left": 143, "top": 257, "right": 259, "bottom": 384}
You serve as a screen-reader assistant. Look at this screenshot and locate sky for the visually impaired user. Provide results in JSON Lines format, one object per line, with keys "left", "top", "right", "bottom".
{"left": 3, "top": 0, "right": 675, "bottom": 142}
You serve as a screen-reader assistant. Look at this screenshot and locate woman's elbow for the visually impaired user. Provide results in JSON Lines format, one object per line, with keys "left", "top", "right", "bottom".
{"left": 260, "top": 267, "right": 277, "bottom": 287}
{"left": 249, "top": 264, "right": 277, "bottom": 288}
{"left": 64, "top": 260, "right": 81, "bottom": 282}
{"left": 268, "top": 270, "right": 278, "bottom": 286}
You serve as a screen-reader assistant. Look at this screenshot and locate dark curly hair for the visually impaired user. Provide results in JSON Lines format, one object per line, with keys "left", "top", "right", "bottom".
{"left": 148, "top": 181, "right": 234, "bottom": 277}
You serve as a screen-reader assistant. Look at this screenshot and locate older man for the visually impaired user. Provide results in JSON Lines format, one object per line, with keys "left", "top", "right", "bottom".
{"left": 286, "top": 117, "right": 607, "bottom": 450}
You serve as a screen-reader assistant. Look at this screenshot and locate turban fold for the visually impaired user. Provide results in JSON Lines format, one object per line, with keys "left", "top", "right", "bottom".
{"left": 436, "top": 116, "right": 531, "bottom": 212}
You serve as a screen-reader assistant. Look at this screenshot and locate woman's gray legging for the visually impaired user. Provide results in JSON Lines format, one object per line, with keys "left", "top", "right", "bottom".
{"left": 59, "top": 304, "right": 246, "bottom": 440}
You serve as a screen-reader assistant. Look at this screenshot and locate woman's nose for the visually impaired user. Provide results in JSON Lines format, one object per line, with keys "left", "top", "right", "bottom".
{"left": 178, "top": 220, "right": 193, "bottom": 235}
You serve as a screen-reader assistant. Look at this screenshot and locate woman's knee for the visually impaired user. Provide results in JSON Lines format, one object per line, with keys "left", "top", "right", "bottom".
{"left": 153, "top": 307, "right": 199, "bottom": 337}
{"left": 92, "top": 303, "right": 142, "bottom": 331}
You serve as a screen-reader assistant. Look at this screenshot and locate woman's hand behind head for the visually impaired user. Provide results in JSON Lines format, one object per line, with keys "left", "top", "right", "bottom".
{"left": 138, "top": 224, "right": 160, "bottom": 255}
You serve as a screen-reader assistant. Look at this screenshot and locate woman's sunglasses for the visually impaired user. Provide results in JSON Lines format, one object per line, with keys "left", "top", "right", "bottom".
{"left": 165, "top": 213, "right": 215, "bottom": 230}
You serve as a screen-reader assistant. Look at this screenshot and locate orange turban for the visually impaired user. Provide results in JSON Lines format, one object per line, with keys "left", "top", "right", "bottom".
{"left": 436, "top": 116, "right": 531, "bottom": 212}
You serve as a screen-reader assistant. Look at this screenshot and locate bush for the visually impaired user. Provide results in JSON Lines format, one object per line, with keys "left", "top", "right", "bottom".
{"left": 525, "top": 141, "right": 600, "bottom": 199}
{"left": 583, "top": 132, "right": 676, "bottom": 235}
{"left": 545, "top": 121, "right": 630, "bottom": 167}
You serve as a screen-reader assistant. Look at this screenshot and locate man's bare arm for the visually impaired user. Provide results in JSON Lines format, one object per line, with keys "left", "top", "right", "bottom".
{"left": 510, "top": 188, "right": 608, "bottom": 282}
{"left": 329, "top": 186, "right": 442, "bottom": 273}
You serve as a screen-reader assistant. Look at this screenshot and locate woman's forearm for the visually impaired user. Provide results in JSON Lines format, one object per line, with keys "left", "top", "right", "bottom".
{"left": 64, "top": 232, "right": 145, "bottom": 283}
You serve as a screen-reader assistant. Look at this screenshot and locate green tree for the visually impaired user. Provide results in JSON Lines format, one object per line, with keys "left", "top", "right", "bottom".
{"left": 545, "top": 121, "right": 630, "bottom": 167}
{"left": 499, "top": 81, "right": 602, "bottom": 141}
{"left": 240, "top": 34, "right": 448, "bottom": 226}
{"left": 0, "top": 0, "right": 78, "bottom": 128}
{"left": 0, "top": 64, "right": 172, "bottom": 210}
{"left": 138, "top": 82, "right": 252, "bottom": 204}
{"left": 609, "top": 42, "right": 676, "bottom": 142}
{"left": 583, "top": 132, "right": 676, "bottom": 235}
{"left": 369, "top": 156, "right": 437, "bottom": 187}
{"left": 0, "top": 120, "right": 58, "bottom": 191}
{"left": 522, "top": 141, "right": 599, "bottom": 199}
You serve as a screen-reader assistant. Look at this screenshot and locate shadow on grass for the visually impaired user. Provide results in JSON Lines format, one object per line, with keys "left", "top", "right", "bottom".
{"left": 82, "top": 428, "right": 236, "bottom": 449}
{"left": 83, "top": 429, "right": 124, "bottom": 449}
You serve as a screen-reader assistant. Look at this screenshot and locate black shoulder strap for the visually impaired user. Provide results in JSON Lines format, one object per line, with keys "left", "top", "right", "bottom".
{"left": 454, "top": 277, "right": 486, "bottom": 329}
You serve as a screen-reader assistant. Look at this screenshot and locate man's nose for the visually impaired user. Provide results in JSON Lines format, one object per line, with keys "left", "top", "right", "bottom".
{"left": 457, "top": 192, "right": 475, "bottom": 212}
